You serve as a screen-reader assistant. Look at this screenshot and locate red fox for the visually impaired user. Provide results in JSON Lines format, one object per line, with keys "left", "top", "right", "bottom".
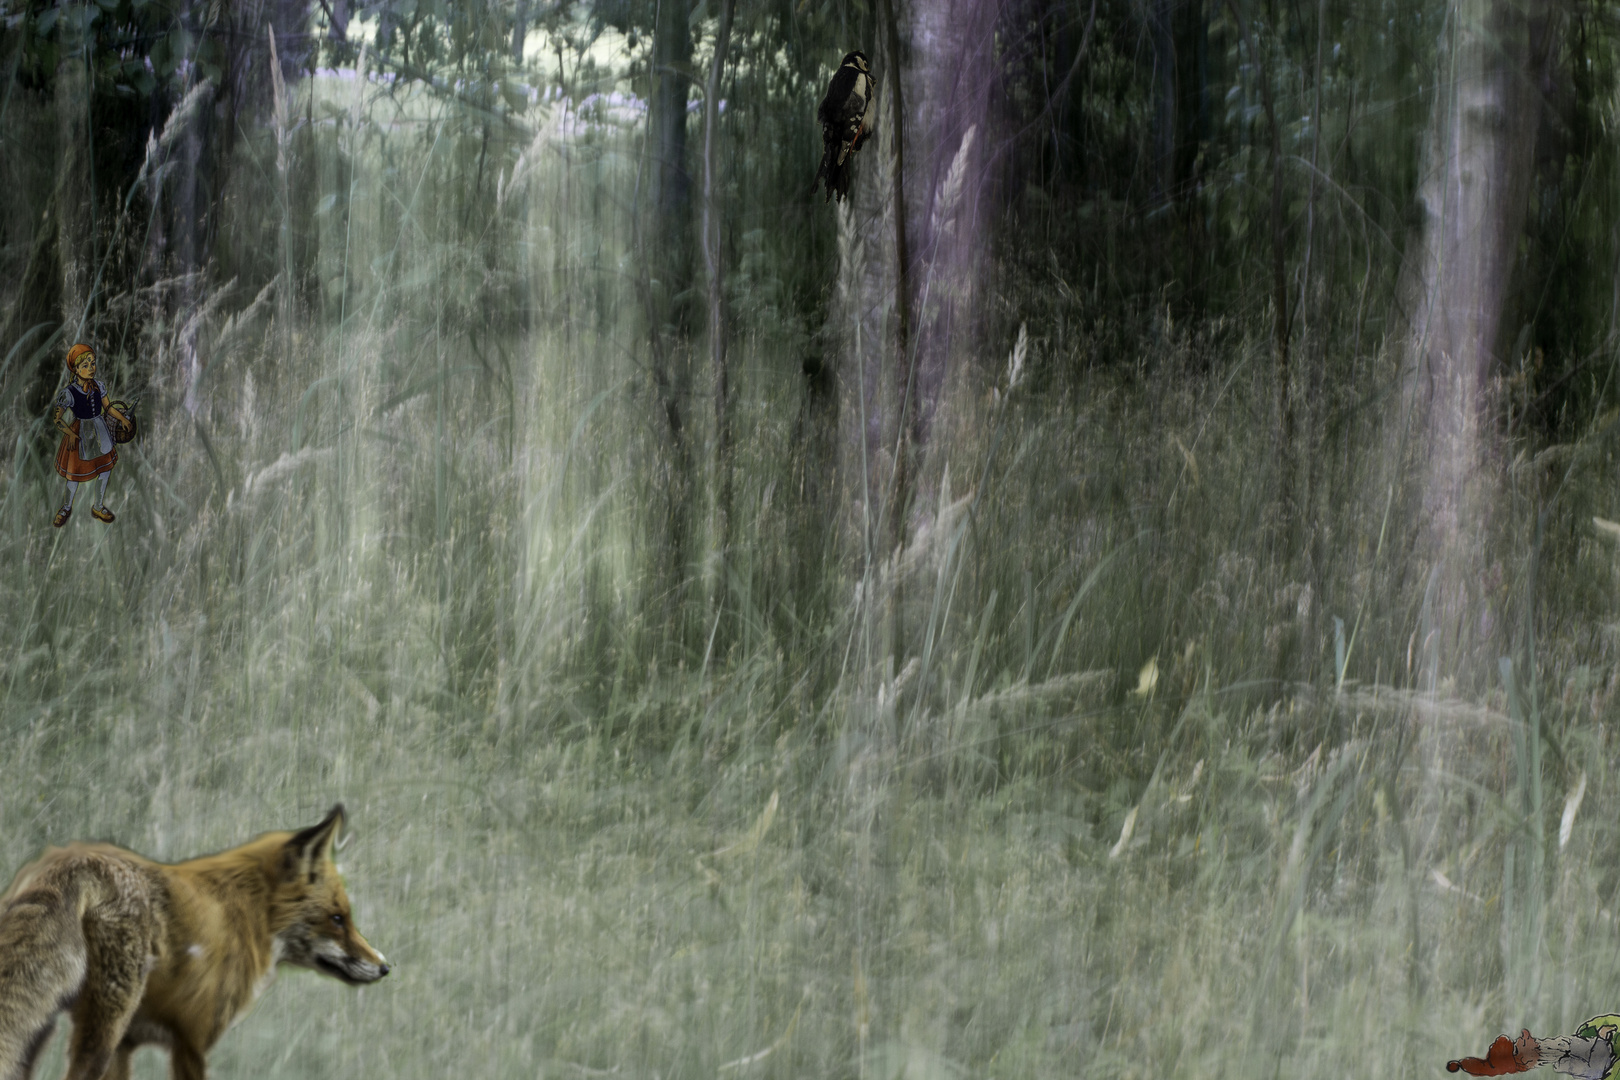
{"left": 0, "top": 805, "right": 388, "bottom": 1080}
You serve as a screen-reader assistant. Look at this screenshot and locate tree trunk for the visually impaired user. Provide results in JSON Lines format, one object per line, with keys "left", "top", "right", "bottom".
{"left": 653, "top": 0, "right": 694, "bottom": 337}
{"left": 1404, "top": 0, "right": 1548, "bottom": 687}
{"left": 1150, "top": 0, "right": 1176, "bottom": 204}
{"left": 881, "top": 0, "right": 914, "bottom": 661}
{"left": 1224, "top": 0, "right": 1292, "bottom": 519}
{"left": 645, "top": 0, "right": 695, "bottom": 650}
{"left": 327, "top": 0, "right": 351, "bottom": 42}
{"left": 511, "top": 0, "right": 530, "bottom": 63}
{"left": 6, "top": 189, "right": 64, "bottom": 416}
{"left": 269, "top": 25, "right": 294, "bottom": 373}
{"left": 703, "top": 0, "right": 737, "bottom": 639}
{"left": 56, "top": 1, "right": 92, "bottom": 341}
{"left": 1398, "top": 1, "right": 1551, "bottom": 1025}
{"left": 834, "top": 0, "right": 997, "bottom": 667}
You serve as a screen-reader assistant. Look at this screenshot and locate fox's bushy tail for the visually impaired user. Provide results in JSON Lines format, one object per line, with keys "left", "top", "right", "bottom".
{"left": 0, "top": 867, "right": 95, "bottom": 1080}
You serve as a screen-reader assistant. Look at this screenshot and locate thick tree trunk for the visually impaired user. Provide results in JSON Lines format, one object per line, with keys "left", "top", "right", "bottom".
{"left": 834, "top": 0, "right": 998, "bottom": 664}
{"left": 1405, "top": 0, "right": 1548, "bottom": 687}
{"left": 835, "top": 14, "right": 905, "bottom": 611}
{"left": 1399, "top": 0, "right": 1551, "bottom": 1025}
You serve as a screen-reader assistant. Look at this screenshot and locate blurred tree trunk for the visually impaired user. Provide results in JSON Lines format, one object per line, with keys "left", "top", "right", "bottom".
{"left": 1150, "top": 0, "right": 1176, "bottom": 203}
{"left": 293, "top": 72, "right": 322, "bottom": 315}
{"left": 646, "top": 0, "right": 695, "bottom": 648}
{"left": 1404, "top": 0, "right": 1550, "bottom": 687}
{"left": 175, "top": 1, "right": 312, "bottom": 408}
{"left": 653, "top": 0, "right": 694, "bottom": 334}
{"left": 1398, "top": 3, "right": 1554, "bottom": 1029}
{"left": 1224, "top": 0, "right": 1292, "bottom": 521}
{"left": 3, "top": 189, "right": 62, "bottom": 416}
{"left": 327, "top": 0, "right": 351, "bottom": 42}
{"left": 835, "top": 3, "right": 905, "bottom": 635}
{"left": 56, "top": 3, "right": 91, "bottom": 341}
{"left": 1, "top": 13, "right": 67, "bottom": 413}
{"left": 880, "top": 0, "right": 913, "bottom": 662}
{"left": 263, "top": 17, "right": 323, "bottom": 344}
{"left": 792, "top": 352, "right": 839, "bottom": 657}
{"left": 835, "top": 0, "right": 998, "bottom": 662}
{"left": 512, "top": 0, "right": 529, "bottom": 63}
{"left": 1182, "top": 0, "right": 1211, "bottom": 313}
{"left": 269, "top": 26, "right": 294, "bottom": 372}
{"left": 703, "top": 0, "right": 737, "bottom": 640}
{"left": 839, "top": 95, "right": 887, "bottom": 583}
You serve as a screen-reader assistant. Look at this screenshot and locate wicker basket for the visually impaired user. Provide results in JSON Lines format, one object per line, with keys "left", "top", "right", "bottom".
{"left": 105, "top": 400, "right": 138, "bottom": 444}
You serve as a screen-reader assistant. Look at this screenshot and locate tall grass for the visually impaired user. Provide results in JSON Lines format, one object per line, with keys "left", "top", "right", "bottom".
{"left": 0, "top": 45, "right": 1618, "bottom": 1080}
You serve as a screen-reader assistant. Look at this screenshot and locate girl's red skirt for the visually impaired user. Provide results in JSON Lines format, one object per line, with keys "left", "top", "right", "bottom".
{"left": 55, "top": 420, "right": 116, "bottom": 481}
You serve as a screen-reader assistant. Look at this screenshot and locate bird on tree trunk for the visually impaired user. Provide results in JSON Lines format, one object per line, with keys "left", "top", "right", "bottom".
{"left": 813, "top": 51, "right": 873, "bottom": 203}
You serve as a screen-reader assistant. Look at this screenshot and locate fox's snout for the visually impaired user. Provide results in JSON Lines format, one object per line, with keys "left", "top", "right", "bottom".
{"left": 309, "top": 933, "right": 390, "bottom": 984}
{"left": 355, "top": 939, "right": 391, "bottom": 981}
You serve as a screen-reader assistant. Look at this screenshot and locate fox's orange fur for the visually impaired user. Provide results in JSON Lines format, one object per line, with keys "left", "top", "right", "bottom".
{"left": 0, "top": 805, "right": 387, "bottom": 1080}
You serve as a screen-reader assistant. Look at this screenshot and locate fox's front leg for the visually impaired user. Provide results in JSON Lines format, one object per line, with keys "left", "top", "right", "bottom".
{"left": 99, "top": 1046, "right": 132, "bottom": 1080}
{"left": 165, "top": 1043, "right": 205, "bottom": 1080}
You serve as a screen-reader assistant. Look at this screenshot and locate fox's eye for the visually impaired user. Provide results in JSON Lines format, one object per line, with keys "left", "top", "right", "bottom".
{"left": 330, "top": 913, "right": 345, "bottom": 927}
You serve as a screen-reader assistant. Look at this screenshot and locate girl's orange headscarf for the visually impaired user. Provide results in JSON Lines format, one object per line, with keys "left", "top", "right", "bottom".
{"left": 65, "top": 343, "right": 95, "bottom": 371}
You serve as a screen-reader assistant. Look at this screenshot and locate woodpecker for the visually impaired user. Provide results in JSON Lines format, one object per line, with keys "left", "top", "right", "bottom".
{"left": 813, "top": 51, "right": 873, "bottom": 204}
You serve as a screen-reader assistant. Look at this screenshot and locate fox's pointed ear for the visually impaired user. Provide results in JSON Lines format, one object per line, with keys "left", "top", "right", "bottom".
{"left": 283, "top": 804, "right": 345, "bottom": 884}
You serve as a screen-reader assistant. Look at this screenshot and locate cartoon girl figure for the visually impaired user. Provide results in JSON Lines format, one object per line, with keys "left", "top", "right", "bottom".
{"left": 50, "top": 342, "right": 127, "bottom": 527}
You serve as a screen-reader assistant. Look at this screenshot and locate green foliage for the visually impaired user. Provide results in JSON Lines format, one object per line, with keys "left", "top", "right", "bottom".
{"left": 11, "top": 0, "right": 226, "bottom": 99}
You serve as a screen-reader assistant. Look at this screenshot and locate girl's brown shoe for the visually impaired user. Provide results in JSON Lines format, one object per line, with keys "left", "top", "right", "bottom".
{"left": 91, "top": 506, "right": 114, "bottom": 523}
{"left": 53, "top": 506, "right": 71, "bottom": 527}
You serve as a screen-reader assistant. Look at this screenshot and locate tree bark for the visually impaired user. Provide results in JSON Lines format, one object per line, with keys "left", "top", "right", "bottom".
{"left": 1224, "top": 0, "right": 1292, "bottom": 516}
{"left": 1150, "top": 0, "right": 1177, "bottom": 204}
{"left": 511, "top": 0, "right": 530, "bottom": 64}
{"left": 55, "top": 0, "right": 92, "bottom": 341}
{"left": 880, "top": 0, "right": 915, "bottom": 662}
{"left": 703, "top": 0, "right": 737, "bottom": 635}
{"left": 1395, "top": 9, "right": 1550, "bottom": 1009}
{"left": 653, "top": 0, "right": 694, "bottom": 336}
{"left": 5, "top": 188, "right": 64, "bottom": 416}
{"left": 644, "top": 0, "right": 695, "bottom": 649}
{"left": 269, "top": 26, "right": 294, "bottom": 370}
{"left": 1404, "top": 0, "right": 1548, "bottom": 687}
{"left": 833, "top": 0, "right": 997, "bottom": 668}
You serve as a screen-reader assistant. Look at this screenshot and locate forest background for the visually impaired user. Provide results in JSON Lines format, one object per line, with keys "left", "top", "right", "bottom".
{"left": 2, "top": 0, "right": 1619, "bottom": 1076}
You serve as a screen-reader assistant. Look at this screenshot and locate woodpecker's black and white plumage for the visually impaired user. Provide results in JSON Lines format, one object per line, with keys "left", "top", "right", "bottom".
{"left": 813, "top": 51, "right": 873, "bottom": 204}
